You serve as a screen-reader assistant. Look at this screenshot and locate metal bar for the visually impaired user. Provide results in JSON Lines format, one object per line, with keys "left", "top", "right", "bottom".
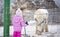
{"left": 4, "top": 0, "right": 10, "bottom": 37}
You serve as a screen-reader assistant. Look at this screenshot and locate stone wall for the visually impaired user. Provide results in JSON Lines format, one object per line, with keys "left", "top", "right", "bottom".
{"left": 0, "top": 0, "right": 60, "bottom": 26}
{"left": 17, "top": 0, "right": 58, "bottom": 9}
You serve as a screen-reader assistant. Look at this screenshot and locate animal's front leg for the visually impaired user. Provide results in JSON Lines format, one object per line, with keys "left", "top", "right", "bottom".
{"left": 36, "top": 25, "right": 42, "bottom": 35}
{"left": 45, "top": 23, "right": 48, "bottom": 32}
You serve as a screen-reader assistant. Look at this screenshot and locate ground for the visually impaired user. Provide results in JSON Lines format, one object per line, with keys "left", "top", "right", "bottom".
{"left": 0, "top": 25, "right": 60, "bottom": 37}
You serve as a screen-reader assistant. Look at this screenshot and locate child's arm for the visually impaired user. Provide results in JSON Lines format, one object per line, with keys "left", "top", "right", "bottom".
{"left": 20, "top": 17, "right": 27, "bottom": 27}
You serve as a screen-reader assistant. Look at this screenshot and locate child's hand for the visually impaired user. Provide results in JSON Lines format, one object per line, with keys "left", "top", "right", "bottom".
{"left": 25, "top": 21, "right": 29, "bottom": 25}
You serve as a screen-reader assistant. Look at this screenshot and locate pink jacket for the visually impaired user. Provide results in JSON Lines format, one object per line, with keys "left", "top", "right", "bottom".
{"left": 12, "top": 8, "right": 26, "bottom": 31}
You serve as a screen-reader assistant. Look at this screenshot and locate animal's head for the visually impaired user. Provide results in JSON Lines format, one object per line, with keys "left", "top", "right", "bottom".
{"left": 34, "top": 9, "right": 48, "bottom": 22}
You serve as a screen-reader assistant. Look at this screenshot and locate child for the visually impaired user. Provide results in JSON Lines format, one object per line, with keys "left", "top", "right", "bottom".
{"left": 12, "top": 8, "right": 28, "bottom": 37}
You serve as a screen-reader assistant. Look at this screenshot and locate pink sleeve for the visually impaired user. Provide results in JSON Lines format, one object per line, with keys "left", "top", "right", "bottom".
{"left": 12, "top": 16, "right": 27, "bottom": 27}
{"left": 12, "top": 16, "right": 20, "bottom": 25}
{"left": 20, "top": 17, "right": 27, "bottom": 27}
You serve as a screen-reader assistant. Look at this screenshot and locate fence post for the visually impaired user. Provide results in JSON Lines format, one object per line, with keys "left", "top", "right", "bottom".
{"left": 4, "top": 0, "right": 10, "bottom": 37}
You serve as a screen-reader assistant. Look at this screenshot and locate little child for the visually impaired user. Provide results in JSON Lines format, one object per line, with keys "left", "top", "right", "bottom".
{"left": 12, "top": 8, "right": 28, "bottom": 37}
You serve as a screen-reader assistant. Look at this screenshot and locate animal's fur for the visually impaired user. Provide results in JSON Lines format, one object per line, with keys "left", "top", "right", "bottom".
{"left": 34, "top": 9, "right": 48, "bottom": 35}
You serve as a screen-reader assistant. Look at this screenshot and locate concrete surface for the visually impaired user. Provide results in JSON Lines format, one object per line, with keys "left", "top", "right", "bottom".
{"left": 0, "top": 25, "right": 60, "bottom": 37}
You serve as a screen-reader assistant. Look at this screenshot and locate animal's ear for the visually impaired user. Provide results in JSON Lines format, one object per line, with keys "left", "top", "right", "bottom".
{"left": 35, "top": 18, "right": 37, "bottom": 21}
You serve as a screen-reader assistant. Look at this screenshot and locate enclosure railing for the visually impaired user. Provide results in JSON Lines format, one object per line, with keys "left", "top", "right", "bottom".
{"left": 4, "top": 0, "right": 10, "bottom": 37}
